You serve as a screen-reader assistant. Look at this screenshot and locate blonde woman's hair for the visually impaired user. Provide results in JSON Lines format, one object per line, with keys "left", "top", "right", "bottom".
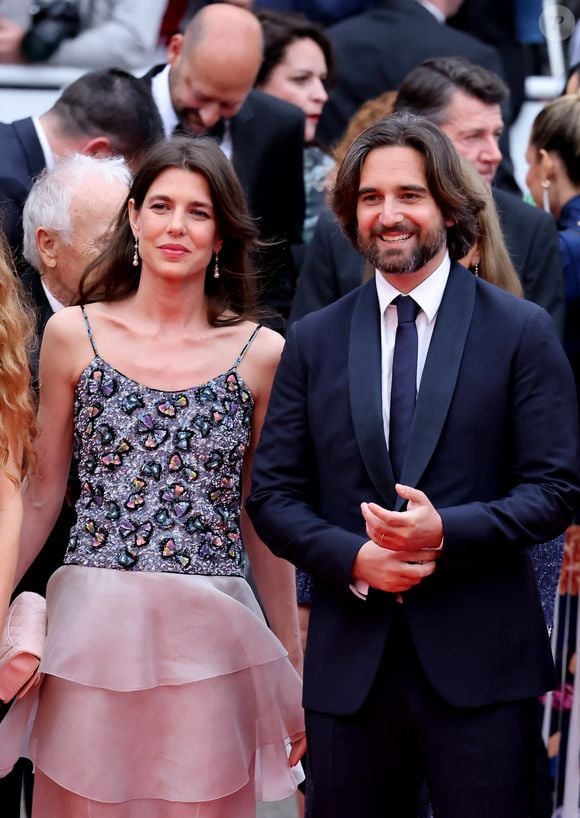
{"left": 458, "top": 157, "right": 523, "bottom": 297}
{"left": 0, "top": 237, "right": 36, "bottom": 480}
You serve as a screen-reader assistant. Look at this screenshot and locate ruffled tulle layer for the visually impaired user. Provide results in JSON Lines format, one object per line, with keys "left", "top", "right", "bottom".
{"left": 0, "top": 565, "right": 304, "bottom": 809}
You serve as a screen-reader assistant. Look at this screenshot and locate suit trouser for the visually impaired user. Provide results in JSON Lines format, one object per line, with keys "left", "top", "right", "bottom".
{"left": 306, "top": 607, "right": 539, "bottom": 818}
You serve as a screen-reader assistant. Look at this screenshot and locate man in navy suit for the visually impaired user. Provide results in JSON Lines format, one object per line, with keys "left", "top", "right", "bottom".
{"left": 247, "top": 114, "right": 579, "bottom": 816}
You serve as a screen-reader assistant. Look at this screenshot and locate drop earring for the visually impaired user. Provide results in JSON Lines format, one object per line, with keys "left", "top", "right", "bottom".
{"left": 132, "top": 236, "right": 139, "bottom": 267}
{"left": 213, "top": 252, "right": 220, "bottom": 279}
{"left": 541, "top": 180, "right": 551, "bottom": 214}
{"left": 472, "top": 262, "right": 479, "bottom": 277}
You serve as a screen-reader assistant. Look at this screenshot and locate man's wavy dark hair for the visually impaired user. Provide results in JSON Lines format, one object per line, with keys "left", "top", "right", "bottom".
{"left": 331, "top": 112, "right": 485, "bottom": 262}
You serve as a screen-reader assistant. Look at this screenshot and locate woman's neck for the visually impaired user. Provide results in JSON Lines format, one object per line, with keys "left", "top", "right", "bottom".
{"left": 130, "top": 272, "right": 210, "bottom": 331}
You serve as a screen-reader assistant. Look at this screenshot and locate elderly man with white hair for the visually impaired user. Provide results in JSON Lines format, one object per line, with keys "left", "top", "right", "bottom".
{"left": 21, "top": 153, "right": 130, "bottom": 357}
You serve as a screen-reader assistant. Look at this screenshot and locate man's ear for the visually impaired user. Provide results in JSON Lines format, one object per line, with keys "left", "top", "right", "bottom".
{"left": 167, "top": 33, "right": 184, "bottom": 66}
{"left": 80, "top": 136, "right": 113, "bottom": 158}
{"left": 36, "top": 227, "right": 57, "bottom": 268}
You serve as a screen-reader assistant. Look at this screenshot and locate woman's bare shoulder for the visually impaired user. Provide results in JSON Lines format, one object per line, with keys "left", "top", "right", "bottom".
{"left": 242, "top": 323, "right": 284, "bottom": 372}
{"left": 236, "top": 323, "right": 284, "bottom": 393}
{"left": 245, "top": 323, "right": 284, "bottom": 361}
{"left": 42, "top": 306, "right": 95, "bottom": 377}
{"left": 43, "top": 305, "right": 87, "bottom": 343}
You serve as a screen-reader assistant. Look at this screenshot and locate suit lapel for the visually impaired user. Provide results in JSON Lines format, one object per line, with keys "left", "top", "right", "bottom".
{"left": 230, "top": 94, "right": 256, "bottom": 193}
{"left": 140, "top": 63, "right": 164, "bottom": 87}
{"left": 349, "top": 280, "right": 397, "bottom": 507}
{"left": 396, "top": 263, "right": 476, "bottom": 508}
{"left": 13, "top": 119, "right": 46, "bottom": 179}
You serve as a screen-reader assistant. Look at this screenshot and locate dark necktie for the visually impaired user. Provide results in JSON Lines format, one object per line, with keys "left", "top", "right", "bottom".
{"left": 389, "top": 295, "right": 420, "bottom": 482}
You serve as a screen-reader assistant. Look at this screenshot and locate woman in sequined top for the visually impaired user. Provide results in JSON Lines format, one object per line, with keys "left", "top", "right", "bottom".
{"left": 3, "top": 137, "right": 305, "bottom": 817}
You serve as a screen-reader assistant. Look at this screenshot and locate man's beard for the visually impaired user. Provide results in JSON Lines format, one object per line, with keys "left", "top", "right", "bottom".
{"left": 357, "top": 221, "right": 447, "bottom": 275}
{"left": 175, "top": 109, "right": 206, "bottom": 135}
{"left": 176, "top": 110, "right": 225, "bottom": 141}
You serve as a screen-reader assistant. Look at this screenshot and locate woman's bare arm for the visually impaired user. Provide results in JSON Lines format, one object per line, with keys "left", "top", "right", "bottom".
{"left": 15, "top": 309, "right": 88, "bottom": 585}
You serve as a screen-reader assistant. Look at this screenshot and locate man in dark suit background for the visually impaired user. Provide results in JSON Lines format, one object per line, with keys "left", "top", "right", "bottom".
{"left": 0, "top": 68, "right": 162, "bottom": 270}
{"left": 394, "top": 56, "right": 566, "bottom": 334}
{"left": 291, "top": 57, "right": 565, "bottom": 334}
{"left": 317, "top": 0, "right": 504, "bottom": 147}
{"left": 248, "top": 114, "right": 579, "bottom": 817}
{"left": 142, "top": 2, "right": 305, "bottom": 320}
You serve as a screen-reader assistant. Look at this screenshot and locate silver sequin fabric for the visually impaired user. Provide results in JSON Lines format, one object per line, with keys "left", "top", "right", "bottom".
{"left": 65, "top": 355, "right": 254, "bottom": 577}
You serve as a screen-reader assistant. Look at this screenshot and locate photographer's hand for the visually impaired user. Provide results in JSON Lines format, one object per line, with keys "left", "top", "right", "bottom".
{"left": 0, "top": 18, "right": 25, "bottom": 64}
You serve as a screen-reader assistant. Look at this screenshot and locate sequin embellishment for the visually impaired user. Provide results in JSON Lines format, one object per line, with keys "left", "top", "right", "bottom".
{"left": 67, "top": 355, "right": 254, "bottom": 576}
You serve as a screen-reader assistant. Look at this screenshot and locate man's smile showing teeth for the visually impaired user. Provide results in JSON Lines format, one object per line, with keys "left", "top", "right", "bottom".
{"left": 378, "top": 233, "right": 413, "bottom": 242}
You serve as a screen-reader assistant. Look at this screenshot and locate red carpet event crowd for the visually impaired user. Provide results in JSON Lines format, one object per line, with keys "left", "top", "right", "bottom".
{"left": 0, "top": 1, "right": 577, "bottom": 817}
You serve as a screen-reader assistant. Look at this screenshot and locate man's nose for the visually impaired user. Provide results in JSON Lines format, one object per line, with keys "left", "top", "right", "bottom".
{"left": 379, "top": 199, "right": 404, "bottom": 226}
{"left": 198, "top": 103, "right": 221, "bottom": 129}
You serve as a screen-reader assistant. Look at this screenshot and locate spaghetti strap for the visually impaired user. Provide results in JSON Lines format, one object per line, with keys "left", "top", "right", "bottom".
{"left": 233, "top": 325, "right": 261, "bottom": 369}
{"left": 80, "top": 305, "right": 98, "bottom": 357}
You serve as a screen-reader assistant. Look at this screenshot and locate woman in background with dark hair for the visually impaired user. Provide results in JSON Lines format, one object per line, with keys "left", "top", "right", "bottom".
{"left": 526, "top": 93, "right": 580, "bottom": 815}
{"left": 526, "top": 93, "right": 580, "bottom": 399}
{"left": 256, "top": 9, "right": 335, "bottom": 244}
{"left": 0, "top": 137, "right": 305, "bottom": 817}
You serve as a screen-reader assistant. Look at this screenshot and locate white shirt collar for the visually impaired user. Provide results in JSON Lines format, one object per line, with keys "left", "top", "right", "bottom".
{"left": 375, "top": 251, "right": 451, "bottom": 323}
{"left": 40, "top": 278, "right": 65, "bottom": 313}
{"left": 417, "top": 0, "right": 446, "bottom": 23}
{"left": 152, "top": 65, "right": 179, "bottom": 138}
{"left": 32, "top": 117, "right": 55, "bottom": 171}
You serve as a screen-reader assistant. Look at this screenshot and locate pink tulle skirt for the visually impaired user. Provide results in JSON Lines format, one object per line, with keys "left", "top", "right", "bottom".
{"left": 0, "top": 565, "right": 305, "bottom": 817}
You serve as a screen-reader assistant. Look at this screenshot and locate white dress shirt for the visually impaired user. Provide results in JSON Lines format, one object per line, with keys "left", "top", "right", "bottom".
{"left": 417, "top": 0, "right": 446, "bottom": 23}
{"left": 32, "top": 118, "right": 55, "bottom": 171}
{"left": 40, "top": 280, "right": 65, "bottom": 314}
{"left": 375, "top": 253, "right": 450, "bottom": 447}
{"left": 352, "top": 253, "right": 450, "bottom": 599}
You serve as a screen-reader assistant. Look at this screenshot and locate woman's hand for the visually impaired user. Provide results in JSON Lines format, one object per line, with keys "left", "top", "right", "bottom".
{"left": 289, "top": 733, "right": 307, "bottom": 767}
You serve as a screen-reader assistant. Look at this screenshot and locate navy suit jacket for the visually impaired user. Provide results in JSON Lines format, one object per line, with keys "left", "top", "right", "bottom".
{"left": 248, "top": 263, "right": 579, "bottom": 715}
{"left": 318, "top": 0, "right": 504, "bottom": 146}
{"left": 0, "top": 118, "right": 45, "bottom": 261}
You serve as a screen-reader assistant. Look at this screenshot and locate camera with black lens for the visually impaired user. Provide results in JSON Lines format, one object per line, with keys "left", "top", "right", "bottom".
{"left": 21, "top": 1, "right": 81, "bottom": 63}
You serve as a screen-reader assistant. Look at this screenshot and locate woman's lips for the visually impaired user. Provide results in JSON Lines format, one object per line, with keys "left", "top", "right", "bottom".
{"left": 158, "top": 244, "right": 190, "bottom": 258}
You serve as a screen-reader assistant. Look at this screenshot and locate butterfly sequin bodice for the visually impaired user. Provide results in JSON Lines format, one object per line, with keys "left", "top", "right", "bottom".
{"left": 65, "top": 356, "right": 254, "bottom": 576}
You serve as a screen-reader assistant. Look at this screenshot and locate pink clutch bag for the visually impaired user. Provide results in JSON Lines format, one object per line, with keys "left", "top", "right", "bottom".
{"left": 0, "top": 592, "right": 46, "bottom": 703}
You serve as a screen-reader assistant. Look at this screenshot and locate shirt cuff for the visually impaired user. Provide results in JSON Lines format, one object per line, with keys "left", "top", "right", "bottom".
{"left": 349, "top": 579, "right": 369, "bottom": 600}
